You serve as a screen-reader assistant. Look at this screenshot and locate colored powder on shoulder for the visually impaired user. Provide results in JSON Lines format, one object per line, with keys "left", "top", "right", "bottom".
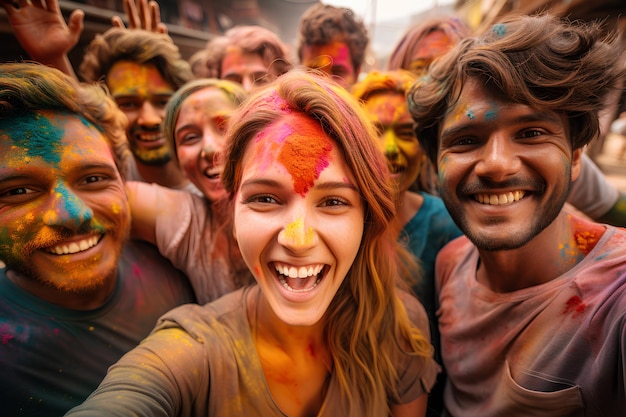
{"left": 574, "top": 230, "right": 600, "bottom": 255}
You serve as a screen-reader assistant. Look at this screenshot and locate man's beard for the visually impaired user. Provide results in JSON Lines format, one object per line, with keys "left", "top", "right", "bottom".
{"left": 131, "top": 146, "right": 172, "bottom": 166}
{"left": 441, "top": 173, "right": 571, "bottom": 251}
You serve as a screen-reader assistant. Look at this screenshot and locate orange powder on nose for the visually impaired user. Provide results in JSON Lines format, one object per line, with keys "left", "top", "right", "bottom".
{"left": 276, "top": 120, "right": 332, "bottom": 196}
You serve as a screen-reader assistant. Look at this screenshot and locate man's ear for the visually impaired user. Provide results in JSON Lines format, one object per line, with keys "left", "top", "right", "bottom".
{"left": 571, "top": 148, "right": 583, "bottom": 182}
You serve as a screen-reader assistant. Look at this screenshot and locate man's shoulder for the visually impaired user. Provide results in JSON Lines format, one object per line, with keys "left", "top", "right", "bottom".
{"left": 588, "top": 223, "right": 626, "bottom": 258}
{"left": 438, "top": 234, "right": 473, "bottom": 258}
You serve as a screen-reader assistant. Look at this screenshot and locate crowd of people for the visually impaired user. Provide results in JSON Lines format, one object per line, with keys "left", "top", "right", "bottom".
{"left": 1, "top": 0, "right": 626, "bottom": 416}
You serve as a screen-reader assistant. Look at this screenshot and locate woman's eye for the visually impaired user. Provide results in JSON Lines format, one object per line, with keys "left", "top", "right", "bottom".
{"left": 215, "top": 116, "right": 229, "bottom": 135}
{"left": 245, "top": 194, "right": 278, "bottom": 204}
{"left": 320, "top": 196, "right": 349, "bottom": 207}
{"left": 178, "top": 133, "right": 201, "bottom": 145}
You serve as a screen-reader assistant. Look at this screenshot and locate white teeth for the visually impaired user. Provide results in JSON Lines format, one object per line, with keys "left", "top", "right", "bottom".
{"left": 274, "top": 263, "right": 325, "bottom": 293}
{"left": 48, "top": 236, "right": 100, "bottom": 255}
{"left": 476, "top": 191, "right": 525, "bottom": 205}
{"left": 275, "top": 263, "right": 323, "bottom": 279}
{"left": 137, "top": 133, "right": 161, "bottom": 142}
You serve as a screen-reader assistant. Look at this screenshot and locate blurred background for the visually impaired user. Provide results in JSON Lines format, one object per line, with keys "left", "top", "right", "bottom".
{"left": 1, "top": 0, "right": 625, "bottom": 188}
{"left": 1, "top": 1, "right": 623, "bottom": 73}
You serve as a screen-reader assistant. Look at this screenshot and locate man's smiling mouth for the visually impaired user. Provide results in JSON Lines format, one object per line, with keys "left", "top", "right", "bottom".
{"left": 475, "top": 191, "right": 526, "bottom": 205}
{"left": 46, "top": 235, "right": 102, "bottom": 255}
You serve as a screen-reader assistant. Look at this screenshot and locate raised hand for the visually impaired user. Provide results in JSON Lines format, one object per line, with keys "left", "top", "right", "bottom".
{"left": 0, "top": 0, "right": 83, "bottom": 77}
{"left": 111, "top": 0, "right": 168, "bottom": 34}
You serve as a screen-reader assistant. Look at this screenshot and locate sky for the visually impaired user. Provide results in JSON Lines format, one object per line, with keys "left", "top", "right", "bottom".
{"left": 322, "top": 0, "right": 456, "bottom": 65}
{"left": 323, "top": 0, "right": 455, "bottom": 25}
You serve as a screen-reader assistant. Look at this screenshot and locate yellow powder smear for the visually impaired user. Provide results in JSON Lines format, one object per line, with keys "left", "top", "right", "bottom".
{"left": 283, "top": 218, "right": 315, "bottom": 246}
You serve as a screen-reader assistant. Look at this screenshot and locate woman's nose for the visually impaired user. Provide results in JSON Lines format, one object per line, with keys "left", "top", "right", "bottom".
{"left": 277, "top": 217, "right": 318, "bottom": 252}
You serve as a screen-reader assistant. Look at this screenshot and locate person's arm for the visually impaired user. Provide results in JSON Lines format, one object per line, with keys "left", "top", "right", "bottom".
{"left": 125, "top": 181, "right": 160, "bottom": 244}
{"left": 65, "top": 327, "right": 204, "bottom": 416}
{"left": 391, "top": 394, "right": 428, "bottom": 417}
{"left": 0, "top": 0, "right": 83, "bottom": 78}
{"left": 126, "top": 181, "right": 197, "bottom": 245}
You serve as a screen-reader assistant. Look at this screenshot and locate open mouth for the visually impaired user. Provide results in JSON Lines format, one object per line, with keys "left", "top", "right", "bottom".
{"left": 46, "top": 234, "right": 102, "bottom": 255}
{"left": 204, "top": 167, "right": 221, "bottom": 180}
{"left": 274, "top": 262, "right": 327, "bottom": 293}
{"left": 135, "top": 131, "right": 162, "bottom": 142}
{"left": 474, "top": 190, "right": 526, "bottom": 206}
{"left": 387, "top": 163, "right": 406, "bottom": 175}
{"left": 133, "top": 132, "right": 166, "bottom": 149}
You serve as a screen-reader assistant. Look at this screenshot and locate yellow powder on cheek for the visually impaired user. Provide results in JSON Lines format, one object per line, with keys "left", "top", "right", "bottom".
{"left": 42, "top": 205, "right": 60, "bottom": 224}
{"left": 110, "top": 202, "right": 121, "bottom": 215}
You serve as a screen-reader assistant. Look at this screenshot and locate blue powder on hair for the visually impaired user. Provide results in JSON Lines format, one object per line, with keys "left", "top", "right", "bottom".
{"left": 492, "top": 23, "right": 506, "bottom": 38}
{"left": 0, "top": 112, "right": 62, "bottom": 165}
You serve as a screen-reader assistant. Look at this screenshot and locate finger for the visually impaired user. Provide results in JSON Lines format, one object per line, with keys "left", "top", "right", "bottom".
{"left": 111, "top": 14, "right": 126, "bottom": 29}
{"left": 47, "top": 0, "right": 60, "bottom": 12}
{"left": 149, "top": 1, "right": 163, "bottom": 32}
{"left": 14, "top": 0, "right": 33, "bottom": 8}
{"left": 0, "top": 0, "right": 15, "bottom": 14}
{"left": 123, "top": 0, "right": 140, "bottom": 29}
{"left": 156, "top": 22, "right": 168, "bottom": 35}
{"left": 1, "top": 0, "right": 25, "bottom": 13}
{"left": 67, "top": 9, "right": 85, "bottom": 40}
{"left": 138, "top": 0, "right": 151, "bottom": 30}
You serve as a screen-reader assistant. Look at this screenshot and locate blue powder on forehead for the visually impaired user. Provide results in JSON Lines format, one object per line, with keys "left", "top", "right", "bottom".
{"left": 485, "top": 105, "right": 498, "bottom": 121}
{"left": 0, "top": 112, "right": 97, "bottom": 165}
{"left": 0, "top": 112, "right": 62, "bottom": 165}
{"left": 492, "top": 23, "right": 507, "bottom": 38}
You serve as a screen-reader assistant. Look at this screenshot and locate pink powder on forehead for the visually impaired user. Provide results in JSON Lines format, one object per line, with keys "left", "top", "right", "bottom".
{"left": 276, "top": 121, "right": 332, "bottom": 196}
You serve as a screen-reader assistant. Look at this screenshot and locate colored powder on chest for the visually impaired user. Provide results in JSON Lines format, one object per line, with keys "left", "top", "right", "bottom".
{"left": 563, "top": 295, "right": 586, "bottom": 316}
{"left": 277, "top": 125, "right": 332, "bottom": 196}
